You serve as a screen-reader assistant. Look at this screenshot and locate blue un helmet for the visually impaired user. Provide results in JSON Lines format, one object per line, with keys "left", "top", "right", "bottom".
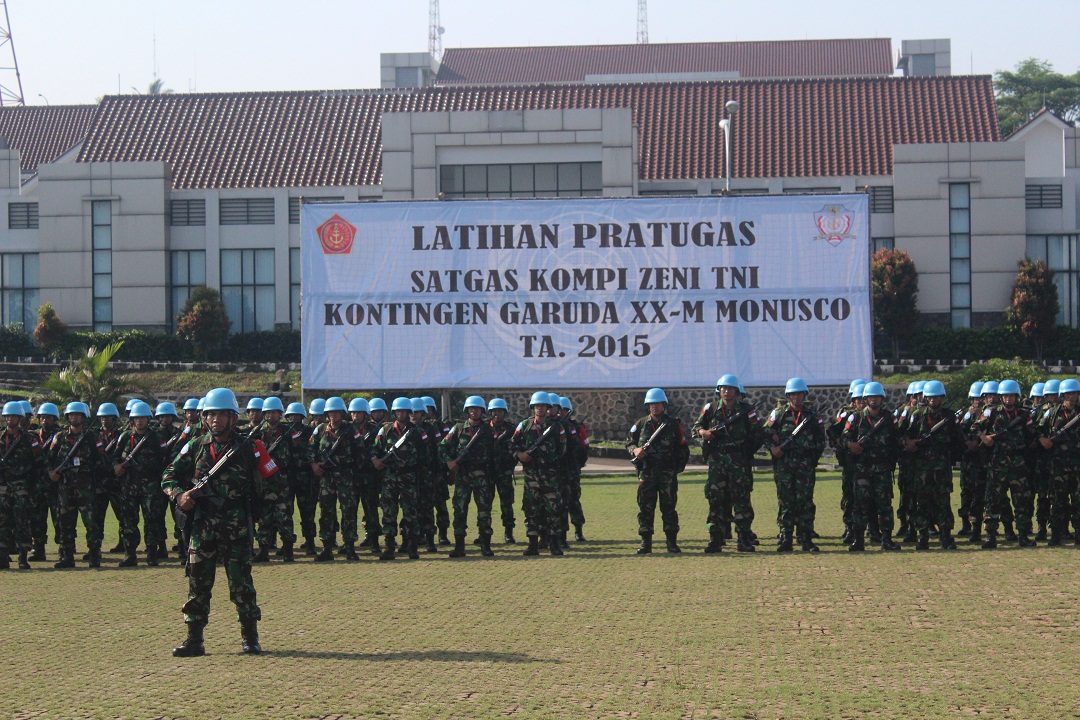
{"left": 922, "top": 380, "right": 946, "bottom": 397}
{"left": 423, "top": 396, "right": 437, "bottom": 413}
{"left": 97, "top": 402, "right": 119, "bottom": 417}
{"left": 308, "top": 398, "right": 326, "bottom": 416}
{"left": 262, "top": 397, "right": 285, "bottom": 413}
{"left": 155, "top": 402, "right": 178, "bottom": 417}
{"left": 125, "top": 398, "right": 137, "bottom": 413}
{"left": 463, "top": 395, "right": 486, "bottom": 412}
{"left": 644, "top": 388, "right": 668, "bottom": 404}
{"left": 1059, "top": 379, "right": 1080, "bottom": 394}
{"left": 1030, "top": 383, "right": 1045, "bottom": 399}
{"left": 981, "top": 381, "right": 1000, "bottom": 397}
{"left": 488, "top": 398, "right": 508, "bottom": 411}
{"left": 861, "top": 382, "right": 886, "bottom": 397}
{"left": 559, "top": 396, "right": 572, "bottom": 412}
{"left": 2, "top": 401, "right": 23, "bottom": 416}
{"left": 36, "top": 402, "right": 59, "bottom": 418}
{"left": 64, "top": 401, "right": 89, "bottom": 417}
{"left": 129, "top": 401, "right": 152, "bottom": 418}
{"left": 529, "top": 391, "right": 551, "bottom": 407}
{"left": 905, "top": 381, "right": 918, "bottom": 395}
{"left": 544, "top": 392, "right": 559, "bottom": 407}
{"left": 246, "top": 397, "right": 264, "bottom": 412}
{"left": 18, "top": 400, "right": 32, "bottom": 417}
{"left": 390, "top": 397, "right": 412, "bottom": 412}
{"left": 347, "top": 397, "right": 370, "bottom": 414}
{"left": 410, "top": 397, "right": 426, "bottom": 413}
{"left": 850, "top": 383, "right": 866, "bottom": 398}
{"left": 196, "top": 397, "right": 206, "bottom": 411}
{"left": 998, "top": 380, "right": 1021, "bottom": 397}
{"left": 182, "top": 398, "right": 200, "bottom": 412}
{"left": 785, "top": 377, "right": 808, "bottom": 394}
{"left": 368, "top": 398, "right": 388, "bottom": 413}
{"left": 968, "top": 381, "right": 984, "bottom": 398}
{"left": 850, "top": 378, "right": 868, "bottom": 392}
{"left": 716, "top": 374, "right": 741, "bottom": 392}
{"left": 203, "top": 387, "right": 240, "bottom": 414}
{"left": 324, "top": 397, "right": 347, "bottom": 413}
{"left": 1044, "top": 379, "right": 1062, "bottom": 396}
{"left": 285, "top": 402, "right": 307, "bottom": 418}
{"left": 911, "top": 381, "right": 926, "bottom": 395}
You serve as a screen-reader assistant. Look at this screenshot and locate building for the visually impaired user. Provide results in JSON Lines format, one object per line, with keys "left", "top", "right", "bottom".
{"left": 0, "top": 37, "right": 1075, "bottom": 336}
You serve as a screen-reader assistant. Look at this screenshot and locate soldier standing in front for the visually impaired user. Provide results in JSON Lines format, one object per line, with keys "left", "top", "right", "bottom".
{"left": 627, "top": 388, "right": 689, "bottom": 555}
{"left": 511, "top": 392, "right": 568, "bottom": 556}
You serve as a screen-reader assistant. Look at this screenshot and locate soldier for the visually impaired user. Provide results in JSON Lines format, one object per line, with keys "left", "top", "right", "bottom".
{"left": 0, "top": 401, "right": 42, "bottom": 569}
{"left": 440, "top": 395, "right": 496, "bottom": 557}
{"left": 842, "top": 382, "right": 901, "bottom": 551}
{"left": 244, "top": 398, "right": 264, "bottom": 434}
{"left": 693, "top": 374, "right": 765, "bottom": 553}
{"left": 349, "top": 398, "right": 381, "bottom": 553}
{"left": 546, "top": 393, "right": 571, "bottom": 549}
{"left": 1027, "top": 383, "right": 1051, "bottom": 541}
{"left": 1038, "top": 378, "right": 1080, "bottom": 546}
{"left": 111, "top": 401, "right": 165, "bottom": 566}
{"left": 487, "top": 398, "right": 517, "bottom": 543}
{"left": 29, "top": 402, "right": 61, "bottom": 561}
{"left": 894, "top": 381, "right": 922, "bottom": 543}
{"left": 285, "top": 402, "right": 318, "bottom": 555}
{"left": 955, "top": 382, "right": 984, "bottom": 539}
{"left": 308, "top": 398, "right": 327, "bottom": 428}
{"left": 829, "top": 381, "right": 865, "bottom": 543}
{"left": 902, "top": 380, "right": 961, "bottom": 550}
{"left": 626, "top": 388, "right": 689, "bottom": 555}
{"left": 372, "top": 397, "right": 427, "bottom": 561}
{"left": 512, "top": 391, "right": 568, "bottom": 556}
{"left": 253, "top": 397, "right": 298, "bottom": 563}
{"left": 976, "top": 379, "right": 1037, "bottom": 548}
{"left": 96, "top": 403, "right": 124, "bottom": 552}
{"left": 47, "top": 402, "right": 107, "bottom": 568}
{"left": 311, "top": 396, "right": 359, "bottom": 561}
{"left": 425, "top": 396, "right": 452, "bottom": 547}
{"left": 155, "top": 403, "right": 183, "bottom": 559}
{"left": 163, "top": 387, "right": 271, "bottom": 657}
{"left": 560, "top": 396, "right": 589, "bottom": 542}
{"left": 764, "top": 378, "right": 827, "bottom": 553}
{"left": 1038, "top": 379, "right": 1066, "bottom": 538}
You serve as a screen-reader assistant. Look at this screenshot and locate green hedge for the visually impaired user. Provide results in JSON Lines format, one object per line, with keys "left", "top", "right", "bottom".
{"left": 0, "top": 323, "right": 37, "bottom": 357}
{"left": 225, "top": 329, "right": 301, "bottom": 363}
{"left": 888, "top": 326, "right": 1080, "bottom": 362}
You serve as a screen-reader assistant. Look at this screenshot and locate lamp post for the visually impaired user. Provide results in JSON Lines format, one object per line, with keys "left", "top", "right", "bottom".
{"left": 719, "top": 99, "right": 739, "bottom": 193}
{"left": 37, "top": 93, "right": 49, "bottom": 106}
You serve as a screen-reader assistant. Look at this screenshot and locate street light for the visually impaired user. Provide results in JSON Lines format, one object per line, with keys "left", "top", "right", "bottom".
{"left": 719, "top": 99, "right": 739, "bottom": 193}
{"left": 37, "top": 93, "right": 49, "bottom": 106}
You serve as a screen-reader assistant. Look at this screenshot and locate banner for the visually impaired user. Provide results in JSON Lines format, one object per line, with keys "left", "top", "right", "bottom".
{"left": 302, "top": 195, "right": 871, "bottom": 389}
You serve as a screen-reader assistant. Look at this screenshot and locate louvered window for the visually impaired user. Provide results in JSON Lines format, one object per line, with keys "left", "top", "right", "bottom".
{"left": 1026, "top": 184, "right": 1063, "bottom": 209}
{"left": 869, "top": 186, "right": 894, "bottom": 213}
{"left": 8, "top": 202, "right": 38, "bottom": 229}
{"left": 220, "top": 198, "right": 275, "bottom": 225}
{"left": 288, "top": 196, "right": 345, "bottom": 224}
{"left": 170, "top": 199, "right": 206, "bottom": 226}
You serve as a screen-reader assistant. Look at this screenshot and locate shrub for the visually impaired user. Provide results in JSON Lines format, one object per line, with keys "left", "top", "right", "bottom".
{"left": 0, "top": 323, "right": 36, "bottom": 357}
{"left": 1007, "top": 258, "right": 1058, "bottom": 361}
{"left": 176, "top": 286, "right": 230, "bottom": 360}
{"left": 33, "top": 303, "right": 68, "bottom": 353}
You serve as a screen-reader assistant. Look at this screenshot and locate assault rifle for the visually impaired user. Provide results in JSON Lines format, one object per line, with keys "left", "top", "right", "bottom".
{"left": 0, "top": 432, "right": 23, "bottom": 480}
{"left": 1049, "top": 412, "right": 1080, "bottom": 444}
{"left": 911, "top": 415, "right": 952, "bottom": 447}
{"left": 173, "top": 436, "right": 251, "bottom": 532}
{"left": 629, "top": 421, "right": 669, "bottom": 471}
{"left": 700, "top": 405, "right": 754, "bottom": 461}
{"left": 524, "top": 422, "right": 557, "bottom": 457}
{"left": 379, "top": 425, "right": 416, "bottom": 469}
{"left": 264, "top": 421, "right": 301, "bottom": 456}
{"left": 117, "top": 433, "right": 150, "bottom": 472}
{"left": 51, "top": 431, "right": 89, "bottom": 476}
{"left": 852, "top": 414, "right": 889, "bottom": 448}
{"left": 987, "top": 412, "right": 1028, "bottom": 442}
{"left": 774, "top": 417, "right": 811, "bottom": 452}
{"left": 452, "top": 423, "right": 488, "bottom": 469}
{"left": 102, "top": 432, "right": 120, "bottom": 456}
{"left": 316, "top": 427, "right": 347, "bottom": 471}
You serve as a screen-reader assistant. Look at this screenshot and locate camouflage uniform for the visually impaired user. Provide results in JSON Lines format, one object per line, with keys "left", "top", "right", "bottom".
{"left": 162, "top": 430, "right": 263, "bottom": 626}
{"left": 112, "top": 426, "right": 166, "bottom": 562}
{"left": 903, "top": 405, "right": 962, "bottom": 547}
{"left": 842, "top": 407, "right": 899, "bottom": 544}
{"left": 47, "top": 427, "right": 107, "bottom": 566}
{"left": 956, "top": 402, "right": 986, "bottom": 538}
{"left": 353, "top": 420, "right": 381, "bottom": 545}
{"left": 439, "top": 420, "right": 495, "bottom": 541}
{"left": 95, "top": 425, "right": 124, "bottom": 548}
{"left": 0, "top": 427, "right": 42, "bottom": 567}
{"left": 289, "top": 422, "right": 318, "bottom": 550}
{"left": 764, "top": 402, "right": 826, "bottom": 547}
{"left": 692, "top": 398, "right": 764, "bottom": 548}
{"left": 511, "top": 416, "right": 567, "bottom": 546}
{"left": 375, "top": 420, "right": 427, "bottom": 556}
{"left": 974, "top": 403, "right": 1037, "bottom": 542}
{"left": 30, "top": 423, "right": 60, "bottom": 556}
{"left": 626, "top": 413, "right": 689, "bottom": 542}
{"left": 894, "top": 402, "right": 919, "bottom": 537}
{"left": 827, "top": 400, "right": 859, "bottom": 534}
{"left": 561, "top": 416, "right": 589, "bottom": 538}
{"left": 488, "top": 417, "right": 517, "bottom": 538}
{"left": 311, "top": 422, "right": 358, "bottom": 552}
{"left": 415, "top": 418, "right": 448, "bottom": 548}
{"left": 1039, "top": 403, "right": 1080, "bottom": 544}
{"left": 255, "top": 421, "right": 299, "bottom": 557}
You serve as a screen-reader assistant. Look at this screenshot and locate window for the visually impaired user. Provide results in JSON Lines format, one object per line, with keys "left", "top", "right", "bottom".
{"left": 1027, "top": 234, "right": 1080, "bottom": 326}
{"left": 169, "top": 199, "right": 206, "bottom": 226}
{"left": 869, "top": 186, "right": 894, "bottom": 214}
{"left": 288, "top": 196, "right": 345, "bottom": 224}
{"left": 440, "top": 162, "right": 602, "bottom": 199}
{"left": 8, "top": 202, "right": 38, "bottom": 229}
{"left": 220, "top": 249, "right": 275, "bottom": 333}
{"left": 872, "top": 237, "right": 895, "bottom": 253}
{"left": 782, "top": 186, "right": 841, "bottom": 195}
{"left": 92, "top": 200, "right": 112, "bottom": 331}
{"left": 949, "top": 184, "right": 971, "bottom": 328}
{"left": 1025, "top": 184, "right": 1063, "bottom": 210}
{"left": 289, "top": 247, "right": 301, "bottom": 329}
{"left": 169, "top": 250, "right": 207, "bottom": 328}
{"left": 219, "top": 198, "right": 275, "bottom": 225}
{"left": 0, "top": 253, "right": 38, "bottom": 329}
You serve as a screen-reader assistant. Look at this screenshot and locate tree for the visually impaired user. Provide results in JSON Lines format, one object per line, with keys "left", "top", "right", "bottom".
{"left": 33, "top": 302, "right": 68, "bottom": 354}
{"left": 871, "top": 248, "right": 919, "bottom": 358}
{"left": 176, "top": 286, "right": 230, "bottom": 360}
{"left": 994, "top": 58, "right": 1080, "bottom": 136}
{"left": 132, "top": 77, "right": 174, "bottom": 96}
{"left": 39, "top": 341, "right": 143, "bottom": 408}
{"left": 1007, "top": 258, "right": 1058, "bottom": 361}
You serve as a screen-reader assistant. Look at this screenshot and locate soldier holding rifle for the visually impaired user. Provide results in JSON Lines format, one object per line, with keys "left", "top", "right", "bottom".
{"left": 626, "top": 388, "right": 689, "bottom": 555}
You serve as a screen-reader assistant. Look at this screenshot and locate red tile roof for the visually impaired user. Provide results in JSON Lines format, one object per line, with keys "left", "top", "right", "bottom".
{"left": 0, "top": 105, "right": 97, "bottom": 173}
{"left": 436, "top": 39, "right": 895, "bottom": 84}
{"left": 74, "top": 76, "right": 999, "bottom": 189}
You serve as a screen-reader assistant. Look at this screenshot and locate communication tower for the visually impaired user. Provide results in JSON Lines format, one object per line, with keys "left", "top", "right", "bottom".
{"left": 637, "top": 0, "right": 648, "bottom": 44}
{"left": 0, "top": 1, "right": 25, "bottom": 106}
{"left": 429, "top": 0, "right": 444, "bottom": 63}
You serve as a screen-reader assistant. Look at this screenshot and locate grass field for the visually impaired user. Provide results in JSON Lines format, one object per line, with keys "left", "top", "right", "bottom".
{"left": 5, "top": 470, "right": 1080, "bottom": 720}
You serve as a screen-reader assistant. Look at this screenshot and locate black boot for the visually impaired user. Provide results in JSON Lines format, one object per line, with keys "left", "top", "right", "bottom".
{"left": 449, "top": 536, "right": 466, "bottom": 558}
{"left": 438, "top": 530, "right": 451, "bottom": 546}
{"left": 1018, "top": 532, "right": 1037, "bottom": 548}
{"left": 959, "top": 516, "right": 973, "bottom": 538}
{"left": 969, "top": 523, "right": 982, "bottom": 544}
{"left": 358, "top": 534, "right": 372, "bottom": 548}
{"left": 314, "top": 545, "right": 334, "bottom": 562}
{"left": 523, "top": 535, "right": 540, "bottom": 556}
{"left": 881, "top": 533, "right": 902, "bottom": 551}
{"left": 158, "top": 544, "right": 169, "bottom": 560}
{"left": 252, "top": 546, "right": 270, "bottom": 563}
{"left": 916, "top": 529, "right": 930, "bottom": 551}
{"left": 559, "top": 532, "right": 570, "bottom": 549}
{"left": 636, "top": 535, "right": 652, "bottom": 555}
{"left": 426, "top": 533, "right": 439, "bottom": 553}
{"left": 240, "top": 619, "right": 261, "bottom": 654}
{"left": 800, "top": 534, "right": 820, "bottom": 553}
{"left": 849, "top": 529, "right": 866, "bottom": 552}
{"left": 736, "top": 531, "right": 756, "bottom": 553}
{"left": 777, "top": 531, "right": 794, "bottom": 553}
{"left": 940, "top": 530, "right": 957, "bottom": 550}
{"left": 704, "top": 535, "right": 724, "bottom": 554}
{"left": 665, "top": 533, "right": 681, "bottom": 553}
{"left": 981, "top": 528, "right": 998, "bottom": 550}
{"left": 17, "top": 549, "right": 30, "bottom": 569}
{"left": 146, "top": 546, "right": 159, "bottom": 567}
{"left": 1003, "top": 523, "right": 1017, "bottom": 542}
{"left": 343, "top": 542, "right": 359, "bottom": 561}
{"left": 172, "top": 622, "right": 206, "bottom": 657}
{"left": 574, "top": 525, "right": 586, "bottom": 542}
{"left": 407, "top": 538, "right": 420, "bottom": 560}
{"left": 479, "top": 536, "right": 495, "bottom": 557}
{"left": 30, "top": 542, "right": 45, "bottom": 561}
{"left": 1035, "top": 523, "right": 1048, "bottom": 542}
{"left": 109, "top": 542, "right": 124, "bottom": 553}
{"left": 280, "top": 542, "right": 294, "bottom": 563}
{"left": 87, "top": 546, "right": 102, "bottom": 568}
{"left": 119, "top": 547, "right": 138, "bottom": 567}
{"left": 379, "top": 536, "right": 397, "bottom": 561}
{"left": 0, "top": 554, "right": 8, "bottom": 569}
{"left": 303, "top": 537, "right": 317, "bottom": 556}
{"left": 504, "top": 530, "right": 516, "bottom": 544}
{"left": 901, "top": 526, "right": 916, "bottom": 543}
{"left": 550, "top": 532, "right": 564, "bottom": 556}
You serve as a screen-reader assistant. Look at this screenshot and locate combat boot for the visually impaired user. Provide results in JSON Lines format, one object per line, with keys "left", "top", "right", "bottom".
{"left": 549, "top": 535, "right": 563, "bottom": 556}
{"left": 959, "top": 516, "right": 973, "bottom": 538}
{"left": 800, "top": 534, "right": 820, "bottom": 553}
{"left": 0, "top": 554, "right": 8, "bottom": 569}
{"left": 1035, "top": 523, "right": 1048, "bottom": 542}
{"left": 109, "top": 542, "right": 124, "bottom": 553}
{"left": 981, "top": 529, "right": 998, "bottom": 550}
{"left": 54, "top": 548, "right": 75, "bottom": 568}
{"left": 158, "top": 544, "right": 169, "bottom": 560}
{"left": 87, "top": 546, "right": 102, "bottom": 568}
{"left": 504, "top": 530, "right": 516, "bottom": 544}
{"left": 736, "top": 531, "right": 756, "bottom": 553}
{"left": 559, "top": 532, "right": 570, "bottom": 549}
{"left": 406, "top": 538, "right": 420, "bottom": 560}
{"left": 17, "top": 549, "right": 30, "bottom": 569}
{"left": 777, "top": 531, "right": 794, "bottom": 553}
{"left": 358, "top": 534, "right": 372, "bottom": 548}
{"left": 523, "top": 535, "right": 540, "bottom": 556}
{"left": 343, "top": 542, "right": 359, "bottom": 561}
{"left": 848, "top": 529, "right": 866, "bottom": 552}
{"left": 1017, "top": 533, "right": 1037, "bottom": 548}
{"left": 438, "top": 530, "right": 451, "bottom": 546}
{"left": 146, "top": 546, "right": 159, "bottom": 567}
{"left": 665, "top": 532, "right": 681, "bottom": 553}
{"left": 704, "top": 535, "right": 724, "bottom": 554}
{"left": 303, "top": 537, "right": 317, "bottom": 556}
{"left": 969, "top": 525, "right": 982, "bottom": 544}
{"left": 379, "top": 536, "right": 396, "bottom": 561}
{"left": 281, "top": 542, "right": 294, "bottom": 563}
{"left": 895, "top": 521, "right": 909, "bottom": 540}
{"left": 172, "top": 622, "right": 206, "bottom": 657}
{"left": 722, "top": 522, "right": 733, "bottom": 540}
{"left": 473, "top": 536, "right": 483, "bottom": 546}
{"left": 841, "top": 524, "right": 852, "bottom": 544}
{"left": 574, "top": 524, "right": 586, "bottom": 542}
{"left": 915, "top": 529, "right": 930, "bottom": 551}
{"left": 425, "top": 533, "right": 439, "bottom": 553}
{"left": 449, "top": 536, "right": 466, "bottom": 558}
{"left": 881, "top": 533, "right": 901, "bottom": 551}
{"left": 240, "top": 619, "right": 261, "bottom": 654}
{"left": 1003, "top": 523, "right": 1018, "bottom": 542}
{"left": 119, "top": 548, "right": 138, "bottom": 567}
{"left": 636, "top": 535, "right": 652, "bottom": 555}
{"left": 901, "top": 527, "right": 916, "bottom": 543}
{"left": 314, "top": 545, "right": 334, "bottom": 562}
{"left": 479, "top": 536, "right": 495, "bottom": 557}
{"left": 940, "top": 530, "right": 957, "bottom": 550}
{"left": 30, "top": 542, "right": 45, "bottom": 561}
{"left": 368, "top": 535, "right": 381, "bottom": 555}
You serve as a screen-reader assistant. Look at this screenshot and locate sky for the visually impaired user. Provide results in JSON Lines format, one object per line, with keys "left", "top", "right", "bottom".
{"left": 9, "top": 0, "right": 1080, "bottom": 106}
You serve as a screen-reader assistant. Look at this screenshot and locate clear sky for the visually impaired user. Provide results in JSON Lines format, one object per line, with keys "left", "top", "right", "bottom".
{"left": 11, "top": 0, "right": 1080, "bottom": 106}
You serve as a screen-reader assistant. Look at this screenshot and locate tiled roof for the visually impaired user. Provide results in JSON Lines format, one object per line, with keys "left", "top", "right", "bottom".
{"left": 75, "top": 76, "right": 999, "bottom": 189}
{"left": 436, "top": 39, "right": 894, "bottom": 84}
{"left": 0, "top": 105, "right": 97, "bottom": 173}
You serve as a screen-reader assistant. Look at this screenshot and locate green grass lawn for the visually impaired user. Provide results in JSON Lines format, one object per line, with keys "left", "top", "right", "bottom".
{"left": 5, "top": 470, "right": 1080, "bottom": 719}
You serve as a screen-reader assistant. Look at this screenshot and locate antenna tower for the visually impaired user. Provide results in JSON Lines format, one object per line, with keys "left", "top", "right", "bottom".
{"left": 429, "top": 0, "right": 444, "bottom": 63}
{"left": 0, "top": 1, "right": 25, "bottom": 106}
{"left": 636, "top": 0, "right": 648, "bottom": 44}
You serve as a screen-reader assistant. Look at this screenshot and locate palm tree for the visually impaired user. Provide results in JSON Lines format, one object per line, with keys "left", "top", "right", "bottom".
{"left": 131, "top": 78, "right": 174, "bottom": 95}
{"left": 39, "top": 341, "right": 146, "bottom": 409}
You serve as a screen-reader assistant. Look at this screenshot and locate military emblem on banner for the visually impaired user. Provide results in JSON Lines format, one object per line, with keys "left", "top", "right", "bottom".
{"left": 316, "top": 214, "right": 357, "bottom": 254}
{"left": 812, "top": 205, "right": 856, "bottom": 246}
